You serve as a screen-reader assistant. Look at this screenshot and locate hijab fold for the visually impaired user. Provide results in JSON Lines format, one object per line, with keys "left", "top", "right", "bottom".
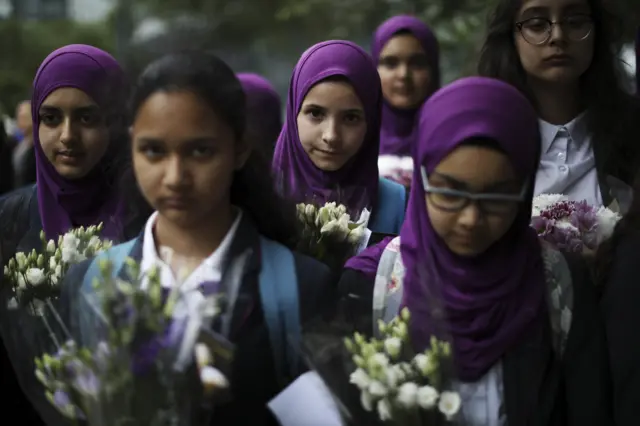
{"left": 32, "top": 45, "right": 127, "bottom": 240}
{"left": 399, "top": 77, "right": 545, "bottom": 381}
{"left": 372, "top": 15, "right": 440, "bottom": 156}
{"left": 272, "top": 41, "right": 382, "bottom": 214}
{"left": 237, "top": 73, "right": 282, "bottom": 153}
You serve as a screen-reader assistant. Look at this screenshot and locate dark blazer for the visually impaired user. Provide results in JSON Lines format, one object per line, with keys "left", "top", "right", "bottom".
{"left": 338, "top": 251, "right": 611, "bottom": 426}
{"left": 60, "top": 214, "right": 336, "bottom": 426}
{"left": 602, "top": 231, "right": 640, "bottom": 426}
{"left": 0, "top": 185, "right": 148, "bottom": 426}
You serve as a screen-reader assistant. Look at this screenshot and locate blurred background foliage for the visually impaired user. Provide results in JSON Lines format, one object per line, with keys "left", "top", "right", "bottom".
{"left": 0, "top": 0, "right": 637, "bottom": 113}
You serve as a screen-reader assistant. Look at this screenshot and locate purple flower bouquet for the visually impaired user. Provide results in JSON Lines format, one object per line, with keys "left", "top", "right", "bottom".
{"left": 530, "top": 194, "right": 621, "bottom": 254}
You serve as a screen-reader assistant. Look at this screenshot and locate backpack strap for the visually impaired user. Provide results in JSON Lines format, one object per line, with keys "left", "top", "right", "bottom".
{"left": 541, "top": 242, "right": 574, "bottom": 357}
{"left": 370, "top": 178, "right": 406, "bottom": 234}
{"left": 258, "top": 236, "right": 300, "bottom": 386}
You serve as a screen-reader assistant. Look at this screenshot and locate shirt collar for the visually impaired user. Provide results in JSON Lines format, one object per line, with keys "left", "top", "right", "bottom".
{"left": 141, "top": 209, "right": 243, "bottom": 278}
{"left": 538, "top": 111, "right": 589, "bottom": 154}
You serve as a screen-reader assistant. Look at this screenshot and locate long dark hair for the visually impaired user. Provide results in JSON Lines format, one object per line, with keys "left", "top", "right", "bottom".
{"left": 128, "top": 51, "right": 297, "bottom": 247}
{"left": 478, "top": 0, "right": 640, "bottom": 184}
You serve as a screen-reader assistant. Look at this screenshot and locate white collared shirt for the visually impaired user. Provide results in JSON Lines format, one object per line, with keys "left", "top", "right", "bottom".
{"left": 140, "top": 210, "right": 243, "bottom": 331}
{"left": 534, "top": 113, "right": 602, "bottom": 206}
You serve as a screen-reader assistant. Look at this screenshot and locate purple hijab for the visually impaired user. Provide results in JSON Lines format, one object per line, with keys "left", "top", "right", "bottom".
{"left": 237, "top": 73, "right": 282, "bottom": 151}
{"left": 398, "top": 77, "right": 545, "bottom": 381}
{"left": 272, "top": 41, "right": 382, "bottom": 213}
{"left": 372, "top": 15, "right": 440, "bottom": 156}
{"left": 32, "top": 45, "right": 127, "bottom": 240}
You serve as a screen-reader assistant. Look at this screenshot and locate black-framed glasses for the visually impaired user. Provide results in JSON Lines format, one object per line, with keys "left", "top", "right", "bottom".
{"left": 421, "top": 167, "right": 527, "bottom": 215}
{"left": 515, "top": 14, "right": 593, "bottom": 45}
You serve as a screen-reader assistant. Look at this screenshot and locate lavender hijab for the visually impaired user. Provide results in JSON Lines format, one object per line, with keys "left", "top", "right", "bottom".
{"left": 32, "top": 45, "right": 127, "bottom": 240}
{"left": 272, "top": 41, "right": 382, "bottom": 213}
{"left": 398, "top": 77, "right": 545, "bottom": 381}
{"left": 373, "top": 15, "right": 440, "bottom": 156}
{"left": 237, "top": 73, "right": 282, "bottom": 152}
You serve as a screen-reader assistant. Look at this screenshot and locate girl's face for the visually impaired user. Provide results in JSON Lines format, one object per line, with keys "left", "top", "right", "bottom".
{"left": 377, "top": 33, "right": 432, "bottom": 109}
{"left": 38, "top": 88, "right": 110, "bottom": 179}
{"left": 426, "top": 145, "right": 524, "bottom": 257}
{"left": 515, "top": 0, "right": 594, "bottom": 86}
{"left": 131, "top": 90, "right": 249, "bottom": 229}
{"left": 296, "top": 80, "right": 367, "bottom": 172}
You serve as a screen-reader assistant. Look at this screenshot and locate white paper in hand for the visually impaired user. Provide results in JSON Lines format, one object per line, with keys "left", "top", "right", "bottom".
{"left": 268, "top": 371, "right": 345, "bottom": 426}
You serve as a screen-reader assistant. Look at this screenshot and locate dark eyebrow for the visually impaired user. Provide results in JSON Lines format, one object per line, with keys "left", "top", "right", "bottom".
{"left": 135, "top": 137, "right": 217, "bottom": 146}
{"left": 519, "top": 6, "right": 549, "bottom": 19}
{"left": 39, "top": 104, "right": 100, "bottom": 114}
{"left": 430, "top": 172, "right": 521, "bottom": 191}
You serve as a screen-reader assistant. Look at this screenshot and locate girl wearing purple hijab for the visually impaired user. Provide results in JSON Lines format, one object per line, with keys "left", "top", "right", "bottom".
{"left": 373, "top": 15, "right": 440, "bottom": 156}
{"left": 272, "top": 40, "right": 406, "bottom": 234}
{"left": 237, "top": 73, "right": 283, "bottom": 158}
{"left": 0, "top": 45, "right": 148, "bottom": 426}
{"left": 340, "top": 77, "right": 610, "bottom": 425}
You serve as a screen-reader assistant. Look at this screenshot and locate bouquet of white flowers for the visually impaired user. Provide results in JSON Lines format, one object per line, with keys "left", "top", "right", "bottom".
{"left": 295, "top": 202, "right": 371, "bottom": 270}
{"left": 36, "top": 257, "right": 228, "bottom": 425}
{"left": 3, "top": 223, "right": 112, "bottom": 315}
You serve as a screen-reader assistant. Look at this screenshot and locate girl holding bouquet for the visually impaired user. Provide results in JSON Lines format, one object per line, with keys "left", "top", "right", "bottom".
{"left": 272, "top": 40, "right": 406, "bottom": 234}
{"left": 341, "top": 77, "right": 610, "bottom": 425}
{"left": 61, "top": 51, "right": 334, "bottom": 425}
{"left": 0, "top": 45, "right": 149, "bottom": 425}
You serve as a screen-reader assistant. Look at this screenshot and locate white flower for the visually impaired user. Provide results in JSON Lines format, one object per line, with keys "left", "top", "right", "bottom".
{"left": 349, "top": 368, "right": 371, "bottom": 391}
{"left": 16, "top": 274, "right": 26, "bottom": 290}
{"left": 391, "top": 364, "right": 408, "bottom": 383}
{"left": 417, "top": 385, "right": 439, "bottom": 409}
{"left": 368, "top": 380, "right": 387, "bottom": 398}
{"left": 396, "top": 382, "right": 419, "bottom": 408}
{"left": 25, "top": 268, "right": 46, "bottom": 286}
{"left": 532, "top": 194, "right": 568, "bottom": 216}
{"left": 347, "top": 225, "right": 365, "bottom": 245}
{"left": 46, "top": 240, "right": 56, "bottom": 254}
{"left": 360, "top": 390, "right": 374, "bottom": 411}
{"left": 383, "top": 367, "right": 401, "bottom": 388}
{"left": 61, "top": 233, "right": 80, "bottom": 263}
{"left": 15, "top": 252, "right": 27, "bottom": 270}
{"left": 377, "top": 398, "right": 393, "bottom": 421}
{"left": 194, "top": 343, "right": 212, "bottom": 368}
{"left": 200, "top": 366, "right": 229, "bottom": 389}
{"left": 315, "top": 203, "right": 336, "bottom": 227}
{"left": 49, "top": 257, "right": 57, "bottom": 270}
{"left": 384, "top": 337, "right": 402, "bottom": 359}
{"left": 7, "top": 298, "right": 18, "bottom": 310}
{"left": 595, "top": 206, "right": 621, "bottom": 243}
{"left": 438, "top": 391, "right": 461, "bottom": 420}
{"left": 87, "top": 236, "right": 101, "bottom": 250}
{"left": 555, "top": 220, "right": 579, "bottom": 233}
{"left": 368, "top": 353, "right": 390, "bottom": 370}
{"left": 54, "top": 264, "right": 62, "bottom": 277}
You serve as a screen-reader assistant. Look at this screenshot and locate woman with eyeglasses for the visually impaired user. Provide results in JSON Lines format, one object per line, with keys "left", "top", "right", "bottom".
{"left": 479, "top": 0, "right": 640, "bottom": 210}
{"left": 340, "top": 77, "right": 610, "bottom": 425}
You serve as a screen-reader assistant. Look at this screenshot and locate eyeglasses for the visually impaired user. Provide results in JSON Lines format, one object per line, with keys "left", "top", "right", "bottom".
{"left": 421, "top": 167, "right": 527, "bottom": 215}
{"left": 515, "top": 14, "right": 593, "bottom": 45}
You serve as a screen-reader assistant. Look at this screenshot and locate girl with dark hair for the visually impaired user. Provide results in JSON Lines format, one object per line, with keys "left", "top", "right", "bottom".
{"left": 60, "top": 51, "right": 334, "bottom": 425}
{"left": 0, "top": 45, "right": 148, "bottom": 426}
{"left": 341, "top": 77, "right": 610, "bottom": 425}
{"left": 272, "top": 41, "right": 406, "bottom": 234}
{"left": 237, "top": 73, "right": 282, "bottom": 159}
{"left": 478, "top": 0, "right": 640, "bottom": 209}
{"left": 373, "top": 15, "right": 440, "bottom": 156}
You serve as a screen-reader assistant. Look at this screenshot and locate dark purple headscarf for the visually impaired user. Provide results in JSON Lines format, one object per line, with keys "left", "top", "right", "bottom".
{"left": 372, "top": 15, "right": 440, "bottom": 156}
{"left": 400, "top": 77, "right": 544, "bottom": 381}
{"left": 272, "top": 41, "right": 382, "bottom": 213}
{"left": 237, "top": 73, "right": 282, "bottom": 152}
{"left": 32, "top": 45, "right": 127, "bottom": 240}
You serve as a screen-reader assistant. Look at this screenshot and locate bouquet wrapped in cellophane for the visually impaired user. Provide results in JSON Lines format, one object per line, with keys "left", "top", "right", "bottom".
{"left": 297, "top": 308, "right": 460, "bottom": 425}
{"left": 530, "top": 194, "right": 621, "bottom": 255}
{"left": 3, "top": 223, "right": 112, "bottom": 315}
{"left": 35, "top": 257, "right": 229, "bottom": 426}
{"left": 295, "top": 202, "right": 371, "bottom": 270}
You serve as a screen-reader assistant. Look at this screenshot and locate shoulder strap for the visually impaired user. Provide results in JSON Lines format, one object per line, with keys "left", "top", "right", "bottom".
{"left": 372, "top": 236, "right": 403, "bottom": 337}
{"left": 371, "top": 178, "right": 406, "bottom": 234}
{"left": 81, "top": 239, "right": 137, "bottom": 291}
{"left": 258, "top": 237, "right": 300, "bottom": 386}
{"left": 541, "top": 243, "right": 574, "bottom": 357}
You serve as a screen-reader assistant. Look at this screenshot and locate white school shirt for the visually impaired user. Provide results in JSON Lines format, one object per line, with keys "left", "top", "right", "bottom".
{"left": 534, "top": 113, "right": 602, "bottom": 206}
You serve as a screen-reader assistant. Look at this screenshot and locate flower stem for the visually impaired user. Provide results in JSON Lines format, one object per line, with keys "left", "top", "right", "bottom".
{"left": 45, "top": 299, "right": 72, "bottom": 340}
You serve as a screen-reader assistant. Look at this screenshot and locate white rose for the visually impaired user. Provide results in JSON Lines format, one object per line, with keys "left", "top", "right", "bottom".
{"left": 49, "top": 257, "right": 57, "bottom": 270}
{"left": 596, "top": 206, "right": 621, "bottom": 243}
{"left": 349, "top": 368, "right": 371, "bottom": 391}
{"left": 413, "top": 353, "right": 434, "bottom": 376}
{"left": 384, "top": 337, "right": 402, "bottom": 359}
{"left": 61, "top": 234, "right": 80, "bottom": 263}
{"left": 396, "top": 382, "right": 419, "bottom": 408}
{"left": 347, "top": 225, "right": 365, "bottom": 245}
{"left": 368, "top": 380, "right": 387, "bottom": 398}
{"left": 368, "top": 353, "right": 390, "bottom": 370}
{"left": 360, "top": 390, "right": 374, "bottom": 411}
{"left": 377, "top": 398, "right": 393, "bottom": 421}
{"left": 26, "top": 268, "right": 46, "bottom": 286}
{"left": 383, "top": 367, "right": 401, "bottom": 388}
{"left": 15, "top": 252, "right": 27, "bottom": 270}
{"left": 17, "top": 274, "right": 26, "bottom": 290}
{"left": 438, "top": 391, "right": 461, "bottom": 420}
{"left": 532, "top": 194, "right": 568, "bottom": 215}
{"left": 417, "top": 385, "right": 439, "bottom": 410}
{"left": 46, "top": 240, "right": 56, "bottom": 254}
